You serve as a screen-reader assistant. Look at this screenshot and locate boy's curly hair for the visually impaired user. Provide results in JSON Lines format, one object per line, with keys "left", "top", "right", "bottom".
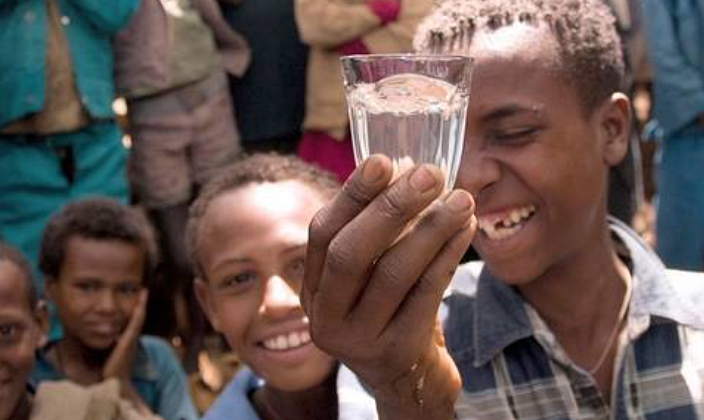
{"left": 39, "top": 198, "right": 159, "bottom": 284}
{"left": 186, "top": 153, "right": 340, "bottom": 280}
{"left": 414, "top": 0, "right": 624, "bottom": 113}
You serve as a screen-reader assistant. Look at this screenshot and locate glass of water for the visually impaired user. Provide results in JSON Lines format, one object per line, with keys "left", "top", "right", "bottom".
{"left": 341, "top": 54, "right": 473, "bottom": 190}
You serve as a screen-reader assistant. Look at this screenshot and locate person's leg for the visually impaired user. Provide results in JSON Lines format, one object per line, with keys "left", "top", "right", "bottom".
{"left": 655, "top": 131, "right": 704, "bottom": 271}
{"left": 191, "top": 86, "right": 241, "bottom": 187}
{"left": 126, "top": 107, "right": 193, "bottom": 342}
{"left": 0, "top": 135, "right": 72, "bottom": 290}
{"left": 68, "top": 122, "right": 130, "bottom": 203}
{"left": 148, "top": 202, "right": 191, "bottom": 340}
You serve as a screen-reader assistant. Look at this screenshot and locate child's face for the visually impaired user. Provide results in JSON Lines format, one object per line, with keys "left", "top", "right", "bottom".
{"left": 0, "top": 261, "right": 45, "bottom": 420}
{"left": 47, "top": 237, "right": 145, "bottom": 351}
{"left": 196, "top": 181, "right": 336, "bottom": 392}
{"left": 453, "top": 23, "right": 628, "bottom": 283}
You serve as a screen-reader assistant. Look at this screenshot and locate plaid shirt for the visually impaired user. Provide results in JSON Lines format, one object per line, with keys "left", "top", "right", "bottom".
{"left": 444, "top": 219, "right": 704, "bottom": 420}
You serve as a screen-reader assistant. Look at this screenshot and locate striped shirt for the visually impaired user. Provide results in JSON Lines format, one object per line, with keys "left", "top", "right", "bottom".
{"left": 444, "top": 219, "right": 704, "bottom": 420}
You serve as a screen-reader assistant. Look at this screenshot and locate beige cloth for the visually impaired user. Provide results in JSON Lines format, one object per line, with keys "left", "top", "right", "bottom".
{"left": 31, "top": 379, "right": 160, "bottom": 420}
{"left": 2, "top": 0, "right": 89, "bottom": 134}
{"left": 295, "top": 0, "right": 434, "bottom": 140}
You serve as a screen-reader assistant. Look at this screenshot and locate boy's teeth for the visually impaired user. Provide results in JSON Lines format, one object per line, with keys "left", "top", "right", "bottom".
{"left": 510, "top": 209, "right": 522, "bottom": 223}
{"left": 263, "top": 330, "right": 312, "bottom": 351}
{"left": 478, "top": 205, "right": 536, "bottom": 241}
{"left": 288, "top": 332, "right": 301, "bottom": 347}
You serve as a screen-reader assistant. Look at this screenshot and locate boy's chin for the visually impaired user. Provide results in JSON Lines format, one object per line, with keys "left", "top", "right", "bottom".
{"left": 481, "top": 257, "right": 546, "bottom": 287}
{"left": 82, "top": 335, "right": 119, "bottom": 353}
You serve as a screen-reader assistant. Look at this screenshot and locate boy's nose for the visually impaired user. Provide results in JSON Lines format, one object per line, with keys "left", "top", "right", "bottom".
{"left": 456, "top": 142, "right": 501, "bottom": 198}
{"left": 261, "top": 275, "right": 301, "bottom": 318}
{"left": 95, "top": 289, "right": 118, "bottom": 312}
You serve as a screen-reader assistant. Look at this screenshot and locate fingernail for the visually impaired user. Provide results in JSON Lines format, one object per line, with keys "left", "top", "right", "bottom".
{"left": 445, "top": 190, "right": 472, "bottom": 211}
{"left": 362, "top": 155, "right": 385, "bottom": 184}
{"left": 409, "top": 165, "right": 437, "bottom": 192}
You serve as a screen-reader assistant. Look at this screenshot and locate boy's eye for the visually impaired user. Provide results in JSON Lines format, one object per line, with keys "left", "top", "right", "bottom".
{"left": 492, "top": 127, "right": 539, "bottom": 143}
{"left": 0, "top": 324, "right": 18, "bottom": 341}
{"left": 76, "top": 282, "right": 100, "bottom": 293}
{"left": 221, "top": 272, "right": 259, "bottom": 289}
{"left": 287, "top": 257, "right": 306, "bottom": 282}
{"left": 116, "top": 284, "right": 141, "bottom": 296}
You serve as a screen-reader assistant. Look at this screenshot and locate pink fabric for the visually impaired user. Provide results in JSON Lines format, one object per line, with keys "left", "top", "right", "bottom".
{"left": 338, "top": 38, "right": 371, "bottom": 56}
{"left": 297, "top": 131, "right": 356, "bottom": 182}
{"left": 367, "top": 0, "right": 400, "bottom": 25}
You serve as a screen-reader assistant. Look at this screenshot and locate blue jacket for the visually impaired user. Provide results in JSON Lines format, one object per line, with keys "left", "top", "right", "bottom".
{"left": 642, "top": 0, "right": 704, "bottom": 137}
{"left": 0, "top": 0, "right": 140, "bottom": 127}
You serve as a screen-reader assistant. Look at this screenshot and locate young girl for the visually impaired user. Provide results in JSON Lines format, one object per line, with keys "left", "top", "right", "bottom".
{"left": 189, "top": 154, "right": 377, "bottom": 420}
{"left": 32, "top": 199, "right": 198, "bottom": 420}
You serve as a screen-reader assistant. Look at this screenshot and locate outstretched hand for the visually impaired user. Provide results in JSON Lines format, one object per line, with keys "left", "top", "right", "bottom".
{"left": 302, "top": 155, "right": 476, "bottom": 420}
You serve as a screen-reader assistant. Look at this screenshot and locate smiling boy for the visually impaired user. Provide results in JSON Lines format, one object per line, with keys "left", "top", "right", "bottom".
{"left": 189, "top": 154, "right": 377, "bottom": 420}
{"left": 300, "top": 1, "right": 704, "bottom": 419}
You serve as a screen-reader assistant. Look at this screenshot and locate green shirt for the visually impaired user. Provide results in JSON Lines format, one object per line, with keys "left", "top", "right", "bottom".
{"left": 160, "top": 0, "right": 221, "bottom": 94}
{"left": 0, "top": 0, "right": 139, "bottom": 127}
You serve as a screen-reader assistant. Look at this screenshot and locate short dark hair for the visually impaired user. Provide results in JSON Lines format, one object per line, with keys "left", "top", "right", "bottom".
{"left": 39, "top": 198, "right": 159, "bottom": 284}
{"left": 414, "top": 0, "right": 625, "bottom": 113}
{"left": 187, "top": 153, "right": 341, "bottom": 280}
{"left": 0, "top": 241, "right": 38, "bottom": 311}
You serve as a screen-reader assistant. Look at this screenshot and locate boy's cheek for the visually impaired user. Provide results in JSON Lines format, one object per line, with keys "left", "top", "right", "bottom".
{"left": 0, "top": 342, "right": 35, "bottom": 382}
{"left": 116, "top": 298, "right": 141, "bottom": 316}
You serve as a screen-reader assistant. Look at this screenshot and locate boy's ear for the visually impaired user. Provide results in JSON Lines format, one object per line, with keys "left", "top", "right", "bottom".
{"left": 34, "top": 300, "right": 50, "bottom": 348}
{"left": 194, "top": 278, "right": 221, "bottom": 332}
{"left": 598, "top": 92, "right": 632, "bottom": 167}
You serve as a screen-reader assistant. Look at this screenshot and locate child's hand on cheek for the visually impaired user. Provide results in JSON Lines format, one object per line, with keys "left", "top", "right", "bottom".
{"left": 103, "top": 289, "right": 147, "bottom": 379}
{"left": 103, "top": 289, "right": 152, "bottom": 414}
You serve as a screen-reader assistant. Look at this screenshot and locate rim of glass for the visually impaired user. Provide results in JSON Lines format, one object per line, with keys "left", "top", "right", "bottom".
{"left": 340, "top": 53, "right": 474, "bottom": 63}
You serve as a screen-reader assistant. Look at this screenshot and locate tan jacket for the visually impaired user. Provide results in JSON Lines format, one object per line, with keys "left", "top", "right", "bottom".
{"left": 295, "top": 0, "right": 434, "bottom": 139}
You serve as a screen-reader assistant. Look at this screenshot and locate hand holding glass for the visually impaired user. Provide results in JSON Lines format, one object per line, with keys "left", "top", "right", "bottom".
{"left": 341, "top": 54, "right": 473, "bottom": 189}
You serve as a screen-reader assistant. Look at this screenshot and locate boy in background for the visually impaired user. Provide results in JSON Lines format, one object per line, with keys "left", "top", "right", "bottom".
{"left": 189, "top": 154, "right": 377, "bottom": 420}
{"left": 32, "top": 198, "right": 198, "bottom": 420}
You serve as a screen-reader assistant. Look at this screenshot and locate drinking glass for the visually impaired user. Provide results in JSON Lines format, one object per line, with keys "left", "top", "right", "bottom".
{"left": 341, "top": 54, "right": 473, "bottom": 189}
